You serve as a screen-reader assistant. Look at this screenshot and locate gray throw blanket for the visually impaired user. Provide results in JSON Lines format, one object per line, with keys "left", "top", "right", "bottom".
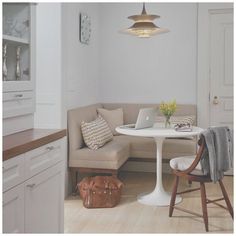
{"left": 200, "top": 127, "right": 233, "bottom": 182}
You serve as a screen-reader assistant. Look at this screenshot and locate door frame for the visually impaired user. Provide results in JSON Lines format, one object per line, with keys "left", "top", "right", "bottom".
{"left": 197, "top": 3, "right": 233, "bottom": 128}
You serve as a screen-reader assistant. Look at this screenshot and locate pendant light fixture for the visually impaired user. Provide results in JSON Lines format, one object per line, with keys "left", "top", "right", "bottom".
{"left": 122, "top": 3, "right": 169, "bottom": 38}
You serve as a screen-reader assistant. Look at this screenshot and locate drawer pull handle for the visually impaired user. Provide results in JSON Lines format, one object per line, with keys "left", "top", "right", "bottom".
{"left": 26, "top": 184, "right": 36, "bottom": 188}
{"left": 46, "top": 146, "right": 54, "bottom": 151}
{"left": 15, "top": 94, "right": 23, "bottom": 98}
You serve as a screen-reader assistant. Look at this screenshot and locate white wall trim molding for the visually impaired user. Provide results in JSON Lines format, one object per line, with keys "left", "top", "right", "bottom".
{"left": 197, "top": 3, "right": 233, "bottom": 128}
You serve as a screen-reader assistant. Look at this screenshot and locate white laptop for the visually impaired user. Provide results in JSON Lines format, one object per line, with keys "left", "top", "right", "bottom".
{"left": 121, "top": 108, "right": 156, "bottom": 130}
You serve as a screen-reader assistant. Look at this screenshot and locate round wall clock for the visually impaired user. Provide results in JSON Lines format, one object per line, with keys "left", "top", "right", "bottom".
{"left": 80, "top": 13, "right": 91, "bottom": 45}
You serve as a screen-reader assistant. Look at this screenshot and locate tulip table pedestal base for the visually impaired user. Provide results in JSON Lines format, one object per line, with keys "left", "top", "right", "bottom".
{"left": 137, "top": 137, "right": 182, "bottom": 206}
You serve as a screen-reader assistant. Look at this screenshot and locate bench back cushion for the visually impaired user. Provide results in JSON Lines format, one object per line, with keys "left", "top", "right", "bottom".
{"left": 102, "top": 103, "right": 197, "bottom": 125}
{"left": 68, "top": 104, "right": 102, "bottom": 151}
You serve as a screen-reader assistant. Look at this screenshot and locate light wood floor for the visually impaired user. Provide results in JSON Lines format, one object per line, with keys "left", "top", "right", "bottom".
{"left": 64, "top": 172, "right": 233, "bottom": 233}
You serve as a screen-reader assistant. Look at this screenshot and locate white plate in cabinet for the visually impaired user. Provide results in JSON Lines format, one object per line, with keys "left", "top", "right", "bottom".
{"left": 3, "top": 183, "right": 24, "bottom": 233}
{"left": 3, "top": 154, "right": 25, "bottom": 192}
{"left": 24, "top": 162, "right": 64, "bottom": 233}
{"left": 24, "top": 139, "right": 63, "bottom": 179}
{"left": 3, "top": 91, "right": 34, "bottom": 119}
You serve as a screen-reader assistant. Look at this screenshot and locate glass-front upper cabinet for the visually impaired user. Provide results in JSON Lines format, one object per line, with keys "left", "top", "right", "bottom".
{"left": 2, "top": 3, "right": 35, "bottom": 92}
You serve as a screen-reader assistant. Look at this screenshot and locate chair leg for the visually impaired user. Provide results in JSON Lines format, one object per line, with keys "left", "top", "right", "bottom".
{"left": 169, "top": 176, "right": 179, "bottom": 217}
{"left": 200, "top": 182, "right": 209, "bottom": 232}
{"left": 219, "top": 179, "right": 234, "bottom": 219}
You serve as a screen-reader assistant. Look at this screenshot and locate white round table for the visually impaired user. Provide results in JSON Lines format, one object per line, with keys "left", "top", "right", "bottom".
{"left": 116, "top": 123, "right": 203, "bottom": 206}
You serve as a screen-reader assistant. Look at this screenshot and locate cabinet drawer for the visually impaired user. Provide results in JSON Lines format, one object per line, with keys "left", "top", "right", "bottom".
{"left": 3, "top": 154, "right": 25, "bottom": 192}
{"left": 3, "top": 91, "right": 34, "bottom": 119}
{"left": 25, "top": 139, "right": 63, "bottom": 178}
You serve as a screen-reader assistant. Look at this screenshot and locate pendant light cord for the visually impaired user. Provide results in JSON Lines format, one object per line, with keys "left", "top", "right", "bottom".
{"left": 142, "top": 2, "right": 147, "bottom": 15}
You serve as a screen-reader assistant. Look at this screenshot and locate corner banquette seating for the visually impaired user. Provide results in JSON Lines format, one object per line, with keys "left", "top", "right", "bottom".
{"left": 68, "top": 103, "right": 197, "bottom": 189}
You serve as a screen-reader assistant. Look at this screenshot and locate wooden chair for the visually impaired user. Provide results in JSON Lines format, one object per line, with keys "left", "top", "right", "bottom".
{"left": 169, "top": 137, "right": 233, "bottom": 232}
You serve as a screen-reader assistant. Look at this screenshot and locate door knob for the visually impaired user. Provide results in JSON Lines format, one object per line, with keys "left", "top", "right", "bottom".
{"left": 213, "top": 96, "right": 219, "bottom": 105}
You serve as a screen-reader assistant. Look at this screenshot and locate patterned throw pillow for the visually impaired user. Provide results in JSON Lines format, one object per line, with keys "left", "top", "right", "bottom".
{"left": 156, "top": 115, "right": 196, "bottom": 125}
{"left": 81, "top": 115, "right": 113, "bottom": 150}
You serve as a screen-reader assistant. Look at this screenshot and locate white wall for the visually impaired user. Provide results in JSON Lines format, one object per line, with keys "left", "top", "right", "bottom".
{"left": 35, "top": 2, "right": 101, "bottom": 126}
{"left": 62, "top": 3, "right": 100, "bottom": 110}
{"left": 34, "top": 3, "right": 63, "bottom": 129}
{"left": 35, "top": 3, "right": 198, "bottom": 125}
{"left": 61, "top": 3, "right": 101, "bottom": 195}
{"left": 99, "top": 3, "right": 197, "bottom": 104}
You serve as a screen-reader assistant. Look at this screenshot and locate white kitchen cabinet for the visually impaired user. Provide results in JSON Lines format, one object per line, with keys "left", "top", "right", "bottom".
{"left": 3, "top": 153, "right": 25, "bottom": 192}
{"left": 3, "top": 3, "right": 35, "bottom": 91}
{"left": 2, "top": 136, "right": 66, "bottom": 233}
{"left": 3, "top": 3, "right": 36, "bottom": 135}
{"left": 25, "top": 162, "right": 64, "bottom": 233}
{"left": 3, "top": 91, "right": 34, "bottom": 119}
{"left": 3, "top": 183, "right": 24, "bottom": 233}
{"left": 24, "top": 139, "right": 63, "bottom": 179}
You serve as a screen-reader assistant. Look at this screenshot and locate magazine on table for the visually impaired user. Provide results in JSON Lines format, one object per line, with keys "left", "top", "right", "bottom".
{"left": 174, "top": 123, "right": 192, "bottom": 132}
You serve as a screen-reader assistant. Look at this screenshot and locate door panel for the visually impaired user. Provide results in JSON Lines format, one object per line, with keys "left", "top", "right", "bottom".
{"left": 210, "top": 11, "right": 233, "bottom": 129}
{"left": 24, "top": 162, "right": 64, "bottom": 233}
{"left": 3, "top": 184, "right": 24, "bottom": 233}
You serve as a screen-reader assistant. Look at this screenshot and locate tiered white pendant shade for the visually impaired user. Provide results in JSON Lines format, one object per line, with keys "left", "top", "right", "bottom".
{"left": 123, "top": 3, "right": 169, "bottom": 38}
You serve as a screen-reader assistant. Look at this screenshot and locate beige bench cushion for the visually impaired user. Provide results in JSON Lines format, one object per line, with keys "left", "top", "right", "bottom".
{"left": 69, "top": 140, "right": 129, "bottom": 170}
{"left": 114, "top": 135, "right": 156, "bottom": 158}
{"left": 114, "top": 135, "right": 197, "bottom": 159}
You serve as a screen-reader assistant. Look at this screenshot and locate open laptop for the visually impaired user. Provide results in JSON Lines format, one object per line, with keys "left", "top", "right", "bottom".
{"left": 121, "top": 108, "right": 156, "bottom": 129}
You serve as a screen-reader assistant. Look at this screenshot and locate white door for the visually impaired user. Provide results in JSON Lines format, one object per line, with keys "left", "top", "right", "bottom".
{"left": 3, "top": 184, "right": 24, "bottom": 233}
{"left": 209, "top": 10, "right": 233, "bottom": 128}
{"left": 24, "top": 162, "right": 64, "bottom": 233}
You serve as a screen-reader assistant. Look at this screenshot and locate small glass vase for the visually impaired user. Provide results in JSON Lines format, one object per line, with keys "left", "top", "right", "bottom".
{"left": 165, "top": 116, "right": 171, "bottom": 128}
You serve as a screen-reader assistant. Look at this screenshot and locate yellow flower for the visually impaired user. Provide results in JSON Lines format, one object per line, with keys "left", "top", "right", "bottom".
{"left": 160, "top": 100, "right": 177, "bottom": 117}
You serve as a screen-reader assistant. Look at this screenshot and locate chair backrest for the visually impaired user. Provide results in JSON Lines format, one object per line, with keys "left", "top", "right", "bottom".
{"left": 181, "top": 136, "right": 205, "bottom": 175}
{"left": 180, "top": 130, "right": 231, "bottom": 179}
{"left": 198, "top": 127, "right": 232, "bottom": 182}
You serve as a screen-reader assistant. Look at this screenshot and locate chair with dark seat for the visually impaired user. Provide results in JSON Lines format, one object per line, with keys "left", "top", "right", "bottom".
{"left": 169, "top": 136, "right": 233, "bottom": 232}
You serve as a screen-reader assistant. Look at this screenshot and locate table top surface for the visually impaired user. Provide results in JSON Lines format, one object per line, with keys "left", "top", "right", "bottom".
{"left": 116, "top": 123, "right": 204, "bottom": 138}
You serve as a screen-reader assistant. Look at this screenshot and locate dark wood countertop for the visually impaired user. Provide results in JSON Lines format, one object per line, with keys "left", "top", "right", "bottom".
{"left": 3, "top": 129, "right": 67, "bottom": 161}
